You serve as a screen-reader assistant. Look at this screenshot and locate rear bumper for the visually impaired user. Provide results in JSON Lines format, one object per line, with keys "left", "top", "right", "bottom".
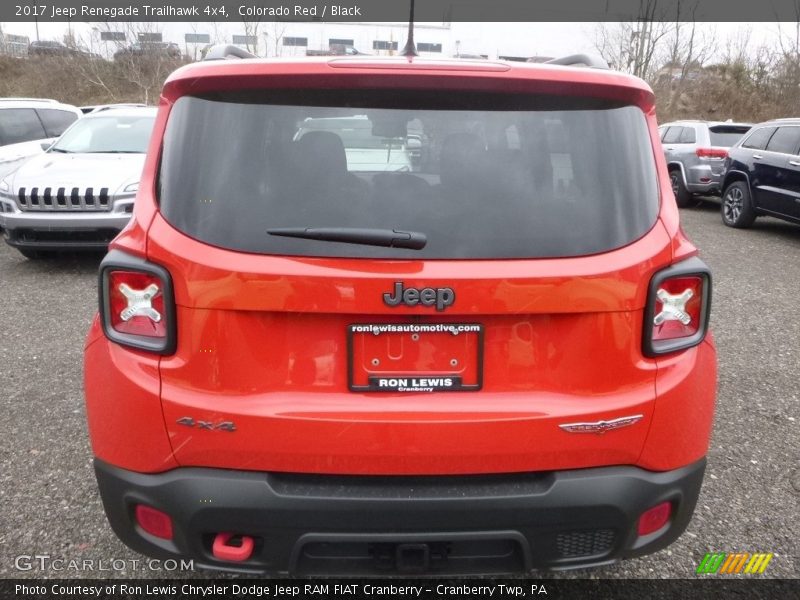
{"left": 685, "top": 164, "right": 724, "bottom": 195}
{"left": 95, "top": 457, "right": 706, "bottom": 576}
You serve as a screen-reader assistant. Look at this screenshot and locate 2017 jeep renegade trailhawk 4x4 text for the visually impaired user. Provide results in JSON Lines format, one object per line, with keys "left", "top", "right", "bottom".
{"left": 83, "top": 47, "right": 716, "bottom": 575}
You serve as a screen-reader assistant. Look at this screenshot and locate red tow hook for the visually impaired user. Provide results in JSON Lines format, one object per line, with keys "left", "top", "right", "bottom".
{"left": 212, "top": 532, "right": 255, "bottom": 562}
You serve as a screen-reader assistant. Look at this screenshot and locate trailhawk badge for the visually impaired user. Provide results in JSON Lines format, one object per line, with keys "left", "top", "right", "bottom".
{"left": 383, "top": 282, "right": 455, "bottom": 311}
{"left": 558, "top": 415, "right": 643, "bottom": 434}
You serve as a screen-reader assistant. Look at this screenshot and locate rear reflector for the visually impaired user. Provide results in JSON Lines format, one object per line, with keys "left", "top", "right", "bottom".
{"left": 638, "top": 501, "right": 672, "bottom": 536}
{"left": 135, "top": 505, "right": 173, "bottom": 540}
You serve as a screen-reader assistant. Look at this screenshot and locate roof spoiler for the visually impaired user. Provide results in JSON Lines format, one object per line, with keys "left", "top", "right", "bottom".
{"left": 544, "top": 54, "right": 608, "bottom": 69}
{"left": 203, "top": 45, "right": 256, "bottom": 61}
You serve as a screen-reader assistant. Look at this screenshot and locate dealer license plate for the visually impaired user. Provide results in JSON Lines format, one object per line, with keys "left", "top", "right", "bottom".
{"left": 347, "top": 323, "right": 483, "bottom": 392}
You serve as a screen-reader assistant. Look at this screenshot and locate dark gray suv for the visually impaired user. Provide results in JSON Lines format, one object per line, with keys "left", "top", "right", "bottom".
{"left": 658, "top": 120, "right": 751, "bottom": 207}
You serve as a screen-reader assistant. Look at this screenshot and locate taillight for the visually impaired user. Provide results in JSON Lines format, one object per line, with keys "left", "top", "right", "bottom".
{"left": 695, "top": 147, "right": 728, "bottom": 159}
{"left": 108, "top": 271, "right": 166, "bottom": 337}
{"left": 652, "top": 276, "right": 703, "bottom": 341}
{"left": 99, "top": 250, "right": 176, "bottom": 354}
{"left": 643, "top": 257, "right": 711, "bottom": 357}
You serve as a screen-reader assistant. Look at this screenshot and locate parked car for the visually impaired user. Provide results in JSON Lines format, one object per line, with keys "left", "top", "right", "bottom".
{"left": 720, "top": 118, "right": 800, "bottom": 228}
{"left": 84, "top": 48, "right": 716, "bottom": 575}
{"left": 114, "top": 42, "right": 181, "bottom": 60}
{"left": 658, "top": 120, "right": 752, "bottom": 207}
{"left": 28, "top": 40, "right": 71, "bottom": 57}
{"left": 0, "top": 98, "right": 82, "bottom": 180}
{"left": 0, "top": 107, "right": 156, "bottom": 258}
{"left": 27, "top": 40, "right": 95, "bottom": 59}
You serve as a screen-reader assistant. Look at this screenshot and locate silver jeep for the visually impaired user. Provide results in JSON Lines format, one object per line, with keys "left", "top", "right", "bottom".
{"left": 658, "top": 120, "right": 751, "bottom": 207}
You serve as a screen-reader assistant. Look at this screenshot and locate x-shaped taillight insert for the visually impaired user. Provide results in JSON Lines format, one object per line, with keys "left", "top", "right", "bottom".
{"left": 653, "top": 288, "right": 693, "bottom": 326}
{"left": 118, "top": 283, "right": 162, "bottom": 322}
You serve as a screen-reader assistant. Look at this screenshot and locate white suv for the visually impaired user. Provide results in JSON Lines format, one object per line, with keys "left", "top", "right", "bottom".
{"left": 0, "top": 98, "right": 82, "bottom": 179}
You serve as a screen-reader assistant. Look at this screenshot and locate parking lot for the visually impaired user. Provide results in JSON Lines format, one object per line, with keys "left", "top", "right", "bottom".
{"left": 0, "top": 201, "right": 797, "bottom": 579}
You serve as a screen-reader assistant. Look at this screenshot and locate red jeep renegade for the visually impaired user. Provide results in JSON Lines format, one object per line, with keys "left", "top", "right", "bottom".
{"left": 83, "top": 46, "right": 717, "bottom": 575}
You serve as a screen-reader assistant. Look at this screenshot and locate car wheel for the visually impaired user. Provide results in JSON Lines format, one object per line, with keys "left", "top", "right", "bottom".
{"left": 721, "top": 181, "right": 757, "bottom": 228}
{"left": 669, "top": 169, "right": 697, "bottom": 208}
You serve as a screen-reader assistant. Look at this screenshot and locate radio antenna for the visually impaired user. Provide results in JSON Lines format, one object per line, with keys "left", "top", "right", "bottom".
{"left": 401, "top": 0, "right": 418, "bottom": 57}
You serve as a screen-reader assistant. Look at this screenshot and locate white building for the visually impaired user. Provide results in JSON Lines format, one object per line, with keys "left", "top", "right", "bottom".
{"left": 171, "top": 22, "right": 455, "bottom": 60}
{"left": 0, "top": 27, "right": 30, "bottom": 57}
{"left": 0, "top": 21, "right": 602, "bottom": 63}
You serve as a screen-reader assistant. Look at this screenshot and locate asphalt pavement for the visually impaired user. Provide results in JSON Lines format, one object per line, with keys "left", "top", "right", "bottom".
{"left": 0, "top": 201, "right": 797, "bottom": 579}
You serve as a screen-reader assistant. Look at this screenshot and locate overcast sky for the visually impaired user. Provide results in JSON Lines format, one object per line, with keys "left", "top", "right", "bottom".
{"left": 1, "top": 21, "right": 787, "bottom": 60}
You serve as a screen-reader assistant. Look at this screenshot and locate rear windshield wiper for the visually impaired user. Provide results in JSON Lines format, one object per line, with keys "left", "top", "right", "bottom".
{"left": 49, "top": 148, "right": 72, "bottom": 153}
{"left": 267, "top": 227, "right": 427, "bottom": 250}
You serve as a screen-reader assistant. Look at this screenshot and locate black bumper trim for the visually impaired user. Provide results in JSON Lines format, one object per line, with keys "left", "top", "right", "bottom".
{"left": 3, "top": 227, "right": 120, "bottom": 250}
{"left": 94, "top": 458, "right": 706, "bottom": 575}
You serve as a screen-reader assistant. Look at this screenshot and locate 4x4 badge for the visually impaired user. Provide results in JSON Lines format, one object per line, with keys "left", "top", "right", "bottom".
{"left": 383, "top": 282, "right": 455, "bottom": 311}
{"left": 177, "top": 417, "right": 236, "bottom": 432}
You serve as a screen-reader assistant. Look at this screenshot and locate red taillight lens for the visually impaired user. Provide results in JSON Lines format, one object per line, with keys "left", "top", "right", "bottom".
{"left": 638, "top": 501, "right": 672, "bottom": 536}
{"left": 135, "top": 504, "right": 173, "bottom": 540}
{"left": 644, "top": 258, "right": 711, "bottom": 357}
{"left": 695, "top": 147, "right": 728, "bottom": 159}
{"left": 652, "top": 276, "right": 704, "bottom": 341}
{"left": 108, "top": 271, "right": 166, "bottom": 338}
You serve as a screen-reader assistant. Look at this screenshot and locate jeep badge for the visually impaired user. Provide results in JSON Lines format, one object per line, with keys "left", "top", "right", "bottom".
{"left": 383, "top": 282, "right": 455, "bottom": 311}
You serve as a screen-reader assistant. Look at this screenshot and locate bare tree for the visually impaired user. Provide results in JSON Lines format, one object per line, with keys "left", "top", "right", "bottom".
{"left": 208, "top": 21, "right": 225, "bottom": 45}
{"left": 264, "top": 21, "right": 288, "bottom": 57}
{"left": 68, "top": 29, "right": 119, "bottom": 103}
{"left": 240, "top": 19, "right": 262, "bottom": 55}
{"left": 595, "top": 20, "right": 673, "bottom": 81}
{"left": 88, "top": 21, "right": 183, "bottom": 105}
{"left": 595, "top": 1, "right": 715, "bottom": 83}
{"left": 655, "top": 3, "right": 716, "bottom": 116}
{"left": 775, "top": 1, "right": 800, "bottom": 60}
{"left": 183, "top": 22, "right": 202, "bottom": 61}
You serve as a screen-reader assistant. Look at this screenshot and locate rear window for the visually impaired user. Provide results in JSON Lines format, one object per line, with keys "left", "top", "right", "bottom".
{"left": 159, "top": 91, "right": 658, "bottom": 259}
{"left": 709, "top": 125, "right": 751, "bottom": 147}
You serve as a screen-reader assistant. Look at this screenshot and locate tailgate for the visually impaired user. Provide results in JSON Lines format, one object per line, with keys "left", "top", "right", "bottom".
{"left": 150, "top": 216, "right": 672, "bottom": 475}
